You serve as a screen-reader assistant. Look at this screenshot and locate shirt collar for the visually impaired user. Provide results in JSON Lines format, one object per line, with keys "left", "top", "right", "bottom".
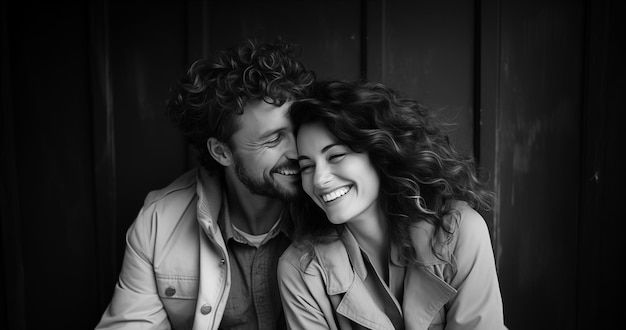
{"left": 218, "top": 192, "right": 288, "bottom": 246}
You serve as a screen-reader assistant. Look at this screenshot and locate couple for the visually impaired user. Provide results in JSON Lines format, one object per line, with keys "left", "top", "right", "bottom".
{"left": 96, "top": 39, "right": 506, "bottom": 330}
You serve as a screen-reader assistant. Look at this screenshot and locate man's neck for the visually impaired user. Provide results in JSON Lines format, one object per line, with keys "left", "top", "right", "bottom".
{"left": 224, "top": 178, "right": 284, "bottom": 236}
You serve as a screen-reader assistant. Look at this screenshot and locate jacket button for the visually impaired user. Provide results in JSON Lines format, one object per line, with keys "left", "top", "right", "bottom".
{"left": 165, "top": 287, "right": 176, "bottom": 297}
{"left": 200, "top": 304, "right": 212, "bottom": 315}
{"left": 220, "top": 258, "right": 225, "bottom": 265}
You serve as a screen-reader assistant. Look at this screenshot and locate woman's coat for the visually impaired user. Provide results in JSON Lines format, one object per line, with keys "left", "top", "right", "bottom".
{"left": 278, "top": 202, "right": 507, "bottom": 330}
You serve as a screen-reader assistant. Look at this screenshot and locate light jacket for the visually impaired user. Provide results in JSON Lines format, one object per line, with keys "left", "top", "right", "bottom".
{"left": 278, "top": 202, "right": 507, "bottom": 330}
{"left": 96, "top": 168, "right": 232, "bottom": 330}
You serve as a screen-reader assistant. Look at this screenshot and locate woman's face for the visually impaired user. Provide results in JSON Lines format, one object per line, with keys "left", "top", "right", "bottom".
{"left": 296, "top": 121, "right": 381, "bottom": 225}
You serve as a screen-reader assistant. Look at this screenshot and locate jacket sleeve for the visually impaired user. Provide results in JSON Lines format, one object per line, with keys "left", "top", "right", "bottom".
{"left": 95, "top": 204, "right": 170, "bottom": 330}
{"left": 445, "top": 207, "right": 507, "bottom": 330}
{"left": 277, "top": 250, "right": 337, "bottom": 330}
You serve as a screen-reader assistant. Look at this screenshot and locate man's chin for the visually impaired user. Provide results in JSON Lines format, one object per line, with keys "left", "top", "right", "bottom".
{"left": 274, "top": 183, "right": 299, "bottom": 201}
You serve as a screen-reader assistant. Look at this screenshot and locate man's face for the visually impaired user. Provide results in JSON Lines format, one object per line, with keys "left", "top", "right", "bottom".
{"left": 228, "top": 100, "right": 300, "bottom": 200}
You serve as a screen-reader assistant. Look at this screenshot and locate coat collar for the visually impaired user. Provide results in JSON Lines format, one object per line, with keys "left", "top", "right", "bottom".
{"left": 195, "top": 167, "right": 293, "bottom": 241}
{"left": 195, "top": 168, "right": 224, "bottom": 239}
{"left": 341, "top": 221, "right": 452, "bottom": 281}
{"left": 313, "top": 222, "right": 458, "bottom": 329}
{"left": 314, "top": 230, "right": 396, "bottom": 330}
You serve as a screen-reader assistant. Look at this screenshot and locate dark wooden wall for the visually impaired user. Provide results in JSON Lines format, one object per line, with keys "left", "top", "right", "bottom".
{"left": 490, "top": 0, "right": 582, "bottom": 326}
{"left": 1, "top": 0, "right": 623, "bottom": 329}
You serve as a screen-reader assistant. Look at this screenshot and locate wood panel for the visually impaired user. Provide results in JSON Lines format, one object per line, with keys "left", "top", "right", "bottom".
{"left": 370, "top": 0, "right": 477, "bottom": 156}
{"left": 108, "top": 1, "right": 188, "bottom": 262}
{"left": 89, "top": 0, "right": 118, "bottom": 312}
{"left": 0, "top": 1, "right": 24, "bottom": 328}
{"left": 199, "top": 0, "right": 362, "bottom": 81}
{"left": 578, "top": 0, "right": 625, "bottom": 327}
{"left": 3, "top": 2, "right": 101, "bottom": 328}
{"left": 495, "top": 0, "right": 584, "bottom": 328}
{"left": 478, "top": 0, "right": 503, "bottom": 265}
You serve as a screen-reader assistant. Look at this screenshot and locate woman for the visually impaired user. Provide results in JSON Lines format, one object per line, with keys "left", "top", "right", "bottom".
{"left": 278, "top": 80, "right": 507, "bottom": 329}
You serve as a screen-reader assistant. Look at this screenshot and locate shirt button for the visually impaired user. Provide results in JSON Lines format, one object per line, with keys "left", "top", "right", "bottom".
{"left": 200, "top": 304, "right": 212, "bottom": 315}
{"left": 220, "top": 258, "right": 225, "bottom": 265}
{"left": 165, "top": 287, "right": 176, "bottom": 297}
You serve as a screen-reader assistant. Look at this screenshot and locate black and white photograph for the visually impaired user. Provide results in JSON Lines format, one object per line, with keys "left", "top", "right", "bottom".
{"left": 1, "top": 0, "right": 624, "bottom": 329}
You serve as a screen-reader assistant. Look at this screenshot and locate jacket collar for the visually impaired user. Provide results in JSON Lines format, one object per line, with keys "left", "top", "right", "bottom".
{"left": 313, "top": 229, "right": 395, "bottom": 329}
{"left": 408, "top": 220, "right": 455, "bottom": 266}
{"left": 340, "top": 221, "right": 449, "bottom": 282}
{"left": 195, "top": 168, "right": 224, "bottom": 239}
{"left": 313, "top": 222, "right": 457, "bottom": 329}
{"left": 195, "top": 167, "right": 292, "bottom": 242}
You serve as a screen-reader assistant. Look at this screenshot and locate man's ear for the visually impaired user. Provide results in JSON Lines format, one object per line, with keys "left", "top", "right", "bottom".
{"left": 207, "top": 137, "right": 232, "bottom": 166}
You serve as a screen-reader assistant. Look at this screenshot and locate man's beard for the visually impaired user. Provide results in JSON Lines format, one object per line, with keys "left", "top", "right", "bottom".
{"left": 234, "top": 157, "right": 297, "bottom": 201}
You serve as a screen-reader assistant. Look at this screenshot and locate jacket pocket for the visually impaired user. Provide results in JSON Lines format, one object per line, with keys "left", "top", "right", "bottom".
{"left": 155, "top": 274, "right": 199, "bottom": 329}
{"left": 155, "top": 274, "right": 199, "bottom": 300}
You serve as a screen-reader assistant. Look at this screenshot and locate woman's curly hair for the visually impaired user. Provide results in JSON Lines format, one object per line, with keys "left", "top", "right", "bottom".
{"left": 166, "top": 39, "right": 316, "bottom": 174}
{"left": 289, "top": 80, "right": 494, "bottom": 266}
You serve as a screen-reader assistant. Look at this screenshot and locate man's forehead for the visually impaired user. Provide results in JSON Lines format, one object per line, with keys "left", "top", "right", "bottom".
{"left": 232, "top": 100, "right": 292, "bottom": 139}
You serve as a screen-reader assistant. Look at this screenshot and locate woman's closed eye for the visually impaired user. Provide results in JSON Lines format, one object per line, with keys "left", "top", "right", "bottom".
{"left": 328, "top": 153, "right": 346, "bottom": 163}
{"left": 299, "top": 161, "right": 314, "bottom": 174}
{"left": 299, "top": 153, "right": 346, "bottom": 174}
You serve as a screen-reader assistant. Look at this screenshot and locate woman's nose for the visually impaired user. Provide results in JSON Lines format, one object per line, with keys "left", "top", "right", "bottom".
{"left": 313, "top": 164, "right": 333, "bottom": 188}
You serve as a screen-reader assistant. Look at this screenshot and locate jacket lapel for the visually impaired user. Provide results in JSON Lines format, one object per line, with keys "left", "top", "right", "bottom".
{"left": 193, "top": 169, "right": 230, "bottom": 330}
{"left": 315, "top": 219, "right": 461, "bottom": 330}
{"left": 336, "top": 278, "right": 396, "bottom": 330}
{"left": 403, "top": 221, "right": 457, "bottom": 329}
{"left": 403, "top": 267, "right": 456, "bottom": 329}
{"left": 315, "top": 230, "right": 396, "bottom": 330}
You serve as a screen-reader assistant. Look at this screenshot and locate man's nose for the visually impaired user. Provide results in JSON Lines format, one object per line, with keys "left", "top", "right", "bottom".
{"left": 284, "top": 132, "right": 298, "bottom": 160}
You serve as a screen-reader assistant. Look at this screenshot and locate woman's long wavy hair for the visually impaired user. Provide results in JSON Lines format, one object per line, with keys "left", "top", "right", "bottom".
{"left": 289, "top": 80, "right": 494, "bottom": 266}
{"left": 166, "top": 39, "right": 316, "bottom": 174}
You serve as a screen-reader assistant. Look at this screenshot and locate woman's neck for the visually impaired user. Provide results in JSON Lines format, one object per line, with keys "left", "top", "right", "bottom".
{"left": 346, "top": 207, "right": 390, "bottom": 281}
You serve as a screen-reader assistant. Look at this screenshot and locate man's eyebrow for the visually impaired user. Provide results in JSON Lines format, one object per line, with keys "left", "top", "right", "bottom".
{"left": 258, "top": 127, "right": 287, "bottom": 140}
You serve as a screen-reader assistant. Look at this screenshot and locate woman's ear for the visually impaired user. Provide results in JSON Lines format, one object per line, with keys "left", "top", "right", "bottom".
{"left": 207, "top": 137, "right": 232, "bottom": 166}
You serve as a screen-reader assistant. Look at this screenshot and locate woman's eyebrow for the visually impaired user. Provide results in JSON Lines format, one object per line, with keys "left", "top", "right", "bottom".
{"left": 321, "top": 143, "right": 341, "bottom": 153}
{"left": 297, "top": 143, "right": 343, "bottom": 161}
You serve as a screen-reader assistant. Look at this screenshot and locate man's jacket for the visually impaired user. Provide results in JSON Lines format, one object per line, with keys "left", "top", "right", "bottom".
{"left": 96, "top": 168, "right": 231, "bottom": 330}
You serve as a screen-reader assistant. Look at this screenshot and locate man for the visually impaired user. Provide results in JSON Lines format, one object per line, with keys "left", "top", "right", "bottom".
{"left": 96, "top": 40, "right": 315, "bottom": 330}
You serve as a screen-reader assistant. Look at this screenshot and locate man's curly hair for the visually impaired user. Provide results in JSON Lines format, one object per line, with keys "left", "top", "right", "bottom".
{"left": 166, "top": 39, "right": 316, "bottom": 174}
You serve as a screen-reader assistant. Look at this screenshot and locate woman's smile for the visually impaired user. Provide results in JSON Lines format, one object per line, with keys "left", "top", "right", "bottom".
{"left": 321, "top": 185, "right": 352, "bottom": 203}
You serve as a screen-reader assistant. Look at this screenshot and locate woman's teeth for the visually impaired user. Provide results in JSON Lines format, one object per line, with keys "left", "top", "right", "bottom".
{"left": 322, "top": 186, "right": 350, "bottom": 203}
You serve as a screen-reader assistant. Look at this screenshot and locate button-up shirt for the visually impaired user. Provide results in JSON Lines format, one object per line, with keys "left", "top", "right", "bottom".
{"left": 217, "top": 196, "right": 291, "bottom": 330}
